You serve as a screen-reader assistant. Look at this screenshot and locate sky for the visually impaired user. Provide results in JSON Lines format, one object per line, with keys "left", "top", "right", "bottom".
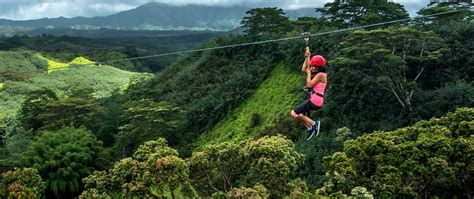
{"left": 0, "top": 0, "right": 428, "bottom": 20}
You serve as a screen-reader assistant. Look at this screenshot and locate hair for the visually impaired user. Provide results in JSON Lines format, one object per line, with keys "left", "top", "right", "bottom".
{"left": 317, "top": 66, "right": 327, "bottom": 73}
{"left": 311, "top": 65, "right": 328, "bottom": 75}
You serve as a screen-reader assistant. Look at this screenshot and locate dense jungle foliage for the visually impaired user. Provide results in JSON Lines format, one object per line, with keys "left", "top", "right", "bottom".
{"left": 0, "top": 1, "right": 472, "bottom": 198}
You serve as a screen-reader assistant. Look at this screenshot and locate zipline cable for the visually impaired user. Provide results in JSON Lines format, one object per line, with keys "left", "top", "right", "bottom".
{"left": 96, "top": 9, "right": 467, "bottom": 65}
{"left": 3, "top": 8, "right": 468, "bottom": 74}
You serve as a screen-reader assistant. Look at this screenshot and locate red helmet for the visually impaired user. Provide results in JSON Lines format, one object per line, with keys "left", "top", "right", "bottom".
{"left": 310, "top": 55, "right": 326, "bottom": 67}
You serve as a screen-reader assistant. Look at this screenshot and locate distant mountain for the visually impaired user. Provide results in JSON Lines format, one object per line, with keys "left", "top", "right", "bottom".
{"left": 20, "top": 28, "right": 224, "bottom": 38}
{"left": 0, "top": 3, "right": 319, "bottom": 32}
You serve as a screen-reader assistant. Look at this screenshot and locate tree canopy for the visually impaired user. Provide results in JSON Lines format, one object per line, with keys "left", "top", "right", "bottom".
{"left": 319, "top": 108, "right": 473, "bottom": 198}
{"left": 241, "top": 7, "right": 292, "bottom": 36}
{"left": 81, "top": 138, "right": 190, "bottom": 198}
{"left": 317, "top": 0, "right": 409, "bottom": 27}
{"left": 331, "top": 27, "right": 445, "bottom": 113}
{"left": 0, "top": 168, "right": 46, "bottom": 199}
{"left": 113, "top": 99, "right": 185, "bottom": 158}
{"left": 188, "top": 135, "right": 304, "bottom": 197}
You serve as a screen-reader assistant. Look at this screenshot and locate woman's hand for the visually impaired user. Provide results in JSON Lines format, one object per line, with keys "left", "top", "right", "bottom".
{"left": 302, "top": 50, "right": 311, "bottom": 72}
{"left": 305, "top": 66, "right": 312, "bottom": 74}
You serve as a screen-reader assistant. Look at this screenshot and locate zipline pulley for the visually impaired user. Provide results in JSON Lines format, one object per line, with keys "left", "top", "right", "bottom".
{"left": 302, "top": 32, "right": 311, "bottom": 48}
{"left": 301, "top": 32, "right": 312, "bottom": 94}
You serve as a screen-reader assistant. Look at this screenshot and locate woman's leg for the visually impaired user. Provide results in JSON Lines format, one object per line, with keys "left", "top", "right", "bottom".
{"left": 303, "top": 121, "right": 311, "bottom": 128}
{"left": 292, "top": 100, "right": 316, "bottom": 128}
{"left": 292, "top": 111, "right": 313, "bottom": 128}
{"left": 298, "top": 114, "right": 315, "bottom": 126}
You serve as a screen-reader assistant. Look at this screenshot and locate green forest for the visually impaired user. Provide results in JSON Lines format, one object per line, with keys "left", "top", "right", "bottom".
{"left": 0, "top": 1, "right": 473, "bottom": 198}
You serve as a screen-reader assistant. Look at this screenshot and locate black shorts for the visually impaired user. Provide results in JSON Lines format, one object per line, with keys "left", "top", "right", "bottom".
{"left": 293, "top": 100, "right": 321, "bottom": 116}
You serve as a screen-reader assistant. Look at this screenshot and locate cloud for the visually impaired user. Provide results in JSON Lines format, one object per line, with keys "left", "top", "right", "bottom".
{"left": 89, "top": 3, "right": 137, "bottom": 14}
{"left": 0, "top": 0, "right": 427, "bottom": 20}
{"left": 0, "top": 0, "right": 139, "bottom": 20}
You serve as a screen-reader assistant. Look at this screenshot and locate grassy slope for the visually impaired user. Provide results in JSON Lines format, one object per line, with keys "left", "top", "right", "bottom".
{"left": 38, "top": 54, "right": 69, "bottom": 72}
{"left": 0, "top": 52, "right": 152, "bottom": 121}
{"left": 195, "top": 62, "right": 301, "bottom": 148}
{"left": 38, "top": 54, "right": 96, "bottom": 73}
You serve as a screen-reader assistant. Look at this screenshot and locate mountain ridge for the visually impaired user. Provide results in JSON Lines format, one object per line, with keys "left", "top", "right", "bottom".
{"left": 0, "top": 3, "right": 319, "bottom": 32}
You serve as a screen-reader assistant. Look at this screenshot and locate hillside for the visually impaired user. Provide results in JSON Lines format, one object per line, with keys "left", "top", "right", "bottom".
{"left": 0, "top": 51, "right": 152, "bottom": 122}
{"left": 0, "top": 33, "right": 221, "bottom": 72}
{"left": 0, "top": 51, "right": 47, "bottom": 72}
{"left": 195, "top": 62, "right": 301, "bottom": 147}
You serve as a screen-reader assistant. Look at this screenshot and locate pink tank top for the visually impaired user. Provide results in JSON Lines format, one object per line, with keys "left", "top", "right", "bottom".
{"left": 309, "top": 80, "right": 327, "bottom": 107}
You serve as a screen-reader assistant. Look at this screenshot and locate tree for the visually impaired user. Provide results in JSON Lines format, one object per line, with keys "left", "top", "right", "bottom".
{"left": 415, "top": 81, "right": 474, "bottom": 120}
{"left": 20, "top": 127, "right": 109, "bottom": 198}
{"left": 114, "top": 99, "right": 185, "bottom": 158}
{"left": 91, "top": 97, "right": 125, "bottom": 147}
{"left": 242, "top": 135, "right": 304, "bottom": 197}
{"left": 287, "top": 178, "right": 311, "bottom": 198}
{"left": 81, "top": 138, "right": 191, "bottom": 198}
{"left": 415, "top": 5, "right": 474, "bottom": 85}
{"left": 0, "top": 168, "right": 46, "bottom": 199}
{"left": 188, "top": 135, "right": 304, "bottom": 197}
{"left": 187, "top": 142, "right": 243, "bottom": 195}
{"left": 214, "top": 183, "right": 268, "bottom": 199}
{"left": 331, "top": 27, "right": 445, "bottom": 113}
{"left": 317, "top": 0, "right": 409, "bottom": 27}
{"left": 37, "top": 95, "right": 100, "bottom": 131}
{"left": 18, "top": 89, "right": 58, "bottom": 131}
{"left": 1, "top": 130, "right": 32, "bottom": 172}
{"left": 417, "top": 4, "right": 472, "bottom": 25}
{"left": 319, "top": 108, "right": 473, "bottom": 198}
{"left": 241, "top": 7, "right": 292, "bottom": 36}
{"left": 18, "top": 88, "right": 101, "bottom": 132}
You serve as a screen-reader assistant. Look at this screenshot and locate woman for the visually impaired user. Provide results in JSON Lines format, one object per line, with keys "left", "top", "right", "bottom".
{"left": 290, "top": 51, "right": 327, "bottom": 140}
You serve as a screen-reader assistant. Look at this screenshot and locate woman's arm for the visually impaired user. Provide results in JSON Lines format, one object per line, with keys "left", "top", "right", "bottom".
{"left": 306, "top": 72, "right": 322, "bottom": 88}
{"left": 301, "top": 58, "right": 308, "bottom": 72}
{"left": 301, "top": 51, "right": 311, "bottom": 72}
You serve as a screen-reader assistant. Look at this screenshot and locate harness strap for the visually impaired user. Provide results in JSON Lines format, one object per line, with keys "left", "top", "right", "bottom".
{"left": 308, "top": 89, "right": 324, "bottom": 97}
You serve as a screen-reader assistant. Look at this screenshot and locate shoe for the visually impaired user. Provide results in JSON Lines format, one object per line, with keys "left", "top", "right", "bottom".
{"left": 315, "top": 120, "right": 321, "bottom": 137}
{"left": 306, "top": 121, "right": 319, "bottom": 140}
{"left": 306, "top": 128, "right": 316, "bottom": 140}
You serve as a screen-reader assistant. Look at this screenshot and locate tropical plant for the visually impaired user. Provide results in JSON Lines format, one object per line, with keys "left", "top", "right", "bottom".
{"left": 20, "top": 127, "right": 109, "bottom": 198}
{"left": 0, "top": 168, "right": 46, "bottom": 199}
